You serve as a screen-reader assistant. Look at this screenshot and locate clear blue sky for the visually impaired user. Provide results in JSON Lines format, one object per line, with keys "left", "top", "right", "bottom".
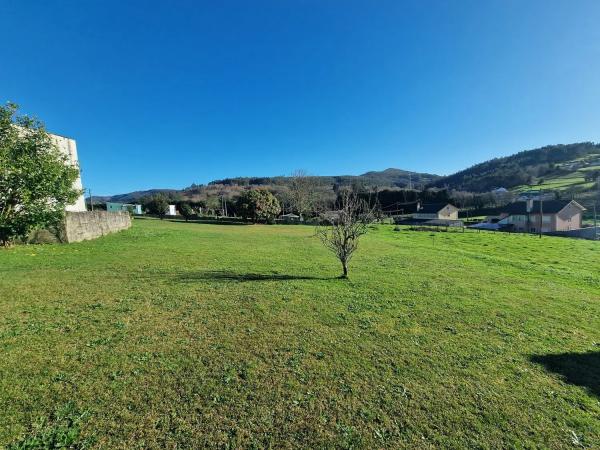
{"left": 2, "top": 0, "right": 599, "bottom": 195}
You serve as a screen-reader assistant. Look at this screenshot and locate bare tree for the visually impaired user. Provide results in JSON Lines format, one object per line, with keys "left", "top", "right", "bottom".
{"left": 316, "top": 189, "right": 376, "bottom": 278}
{"left": 290, "top": 169, "right": 319, "bottom": 219}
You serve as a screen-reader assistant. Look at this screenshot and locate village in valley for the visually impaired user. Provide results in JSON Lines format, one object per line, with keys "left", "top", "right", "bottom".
{"left": 53, "top": 128, "right": 598, "bottom": 245}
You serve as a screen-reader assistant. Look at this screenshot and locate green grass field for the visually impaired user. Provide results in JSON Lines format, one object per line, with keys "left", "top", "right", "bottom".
{"left": 1, "top": 219, "right": 599, "bottom": 448}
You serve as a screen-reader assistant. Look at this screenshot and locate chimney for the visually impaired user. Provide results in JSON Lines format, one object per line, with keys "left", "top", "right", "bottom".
{"left": 526, "top": 199, "right": 533, "bottom": 213}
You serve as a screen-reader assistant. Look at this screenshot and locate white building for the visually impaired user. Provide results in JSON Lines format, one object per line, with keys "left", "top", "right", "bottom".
{"left": 50, "top": 133, "right": 87, "bottom": 212}
{"left": 412, "top": 203, "right": 459, "bottom": 220}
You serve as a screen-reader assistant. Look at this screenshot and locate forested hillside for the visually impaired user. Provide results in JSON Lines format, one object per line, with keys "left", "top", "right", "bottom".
{"left": 95, "top": 168, "right": 440, "bottom": 205}
{"left": 429, "top": 142, "right": 600, "bottom": 192}
{"left": 93, "top": 143, "right": 600, "bottom": 214}
{"left": 208, "top": 168, "right": 439, "bottom": 190}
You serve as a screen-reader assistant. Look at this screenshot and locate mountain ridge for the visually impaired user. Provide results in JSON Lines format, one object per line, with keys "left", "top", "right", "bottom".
{"left": 94, "top": 143, "right": 600, "bottom": 206}
{"left": 96, "top": 168, "right": 440, "bottom": 202}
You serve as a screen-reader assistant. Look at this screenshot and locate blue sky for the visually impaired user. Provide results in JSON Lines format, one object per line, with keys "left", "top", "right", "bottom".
{"left": 2, "top": 0, "right": 599, "bottom": 195}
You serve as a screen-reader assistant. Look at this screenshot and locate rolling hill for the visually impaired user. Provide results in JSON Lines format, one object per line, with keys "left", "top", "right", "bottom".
{"left": 94, "top": 143, "right": 600, "bottom": 212}
{"left": 428, "top": 142, "right": 600, "bottom": 193}
{"left": 207, "top": 168, "right": 439, "bottom": 190}
{"left": 91, "top": 189, "right": 180, "bottom": 204}
{"left": 97, "top": 168, "right": 441, "bottom": 203}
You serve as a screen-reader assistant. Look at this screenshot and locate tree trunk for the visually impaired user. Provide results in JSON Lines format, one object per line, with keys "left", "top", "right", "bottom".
{"left": 341, "top": 260, "right": 348, "bottom": 278}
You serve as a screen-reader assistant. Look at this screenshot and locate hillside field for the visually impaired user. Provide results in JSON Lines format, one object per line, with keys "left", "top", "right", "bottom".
{"left": 0, "top": 219, "right": 599, "bottom": 448}
{"left": 513, "top": 164, "right": 600, "bottom": 193}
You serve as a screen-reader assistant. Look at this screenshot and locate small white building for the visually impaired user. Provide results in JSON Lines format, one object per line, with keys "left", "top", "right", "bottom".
{"left": 167, "top": 204, "right": 177, "bottom": 216}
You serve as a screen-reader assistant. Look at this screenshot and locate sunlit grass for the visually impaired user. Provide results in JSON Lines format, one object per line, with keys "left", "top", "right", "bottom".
{"left": 1, "top": 219, "right": 599, "bottom": 448}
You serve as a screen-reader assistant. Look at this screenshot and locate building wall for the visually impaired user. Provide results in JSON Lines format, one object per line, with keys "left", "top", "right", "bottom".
{"left": 439, "top": 206, "right": 459, "bottom": 220}
{"left": 502, "top": 207, "right": 584, "bottom": 233}
{"left": 525, "top": 214, "right": 553, "bottom": 233}
{"left": 528, "top": 205, "right": 583, "bottom": 232}
{"left": 556, "top": 203, "right": 583, "bottom": 231}
{"left": 107, "top": 203, "right": 143, "bottom": 214}
{"left": 106, "top": 202, "right": 124, "bottom": 212}
{"left": 50, "top": 133, "right": 87, "bottom": 212}
{"left": 62, "top": 211, "right": 131, "bottom": 243}
{"left": 502, "top": 214, "right": 526, "bottom": 232}
{"left": 414, "top": 206, "right": 459, "bottom": 220}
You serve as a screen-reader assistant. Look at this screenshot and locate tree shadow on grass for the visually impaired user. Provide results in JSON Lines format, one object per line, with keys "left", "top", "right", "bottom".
{"left": 177, "top": 270, "right": 334, "bottom": 282}
{"left": 530, "top": 351, "right": 600, "bottom": 397}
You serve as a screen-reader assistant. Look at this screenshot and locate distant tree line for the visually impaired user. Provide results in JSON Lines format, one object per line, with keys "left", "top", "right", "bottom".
{"left": 142, "top": 182, "right": 521, "bottom": 221}
{"left": 139, "top": 143, "right": 600, "bottom": 221}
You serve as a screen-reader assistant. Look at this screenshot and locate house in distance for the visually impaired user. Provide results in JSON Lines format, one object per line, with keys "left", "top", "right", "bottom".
{"left": 107, "top": 202, "right": 143, "bottom": 215}
{"left": 498, "top": 199, "right": 585, "bottom": 233}
{"left": 412, "top": 203, "right": 459, "bottom": 220}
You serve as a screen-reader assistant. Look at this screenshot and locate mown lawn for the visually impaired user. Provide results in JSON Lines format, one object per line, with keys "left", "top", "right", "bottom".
{"left": 1, "top": 219, "right": 599, "bottom": 448}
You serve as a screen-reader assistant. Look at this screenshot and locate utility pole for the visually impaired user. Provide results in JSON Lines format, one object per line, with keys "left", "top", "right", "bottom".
{"left": 87, "top": 188, "right": 94, "bottom": 211}
{"left": 594, "top": 203, "right": 597, "bottom": 240}
{"left": 538, "top": 188, "right": 543, "bottom": 239}
{"left": 595, "top": 175, "right": 599, "bottom": 240}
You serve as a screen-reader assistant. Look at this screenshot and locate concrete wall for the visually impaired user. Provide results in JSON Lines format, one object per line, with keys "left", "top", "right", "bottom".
{"left": 62, "top": 211, "right": 131, "bottom": 243}
{"left": 545, "top": 226, "right": 600, "bottom": 240}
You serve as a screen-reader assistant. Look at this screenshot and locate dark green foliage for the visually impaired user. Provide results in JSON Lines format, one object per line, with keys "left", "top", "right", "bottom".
{"left": 235, "top": 189, "right": 281, "bottom": 222}
{"left": 208, "top": 168, "right": 440, "bottom": 190}
{"left": 143, "top": 193, "right": 169, "bottom": 219}
{"left": 0, "top": 103, "right": 81, "bottom": 246}
{"left": 357, "top": 188, "right": 452, "bottom": 214}
{"left": 429, "top": 142, "right": 600, "bottom": 192}
{"left": 584, "top": 170, "right": 600, "bottom": 182}
{"left": 178, "top": 202, "right": 194, "bottom": 221}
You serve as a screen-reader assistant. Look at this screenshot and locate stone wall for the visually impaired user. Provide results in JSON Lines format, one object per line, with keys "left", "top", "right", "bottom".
{"left": 63, "top": 211, "right": 132, "bottom": 243}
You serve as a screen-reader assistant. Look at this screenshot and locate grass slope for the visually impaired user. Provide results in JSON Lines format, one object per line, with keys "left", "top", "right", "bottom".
{"left": 1, "top": 219, "right": 599, "bottom": 448}
{"left": 514, "top": 164, "right": 600, "bottom": 193}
